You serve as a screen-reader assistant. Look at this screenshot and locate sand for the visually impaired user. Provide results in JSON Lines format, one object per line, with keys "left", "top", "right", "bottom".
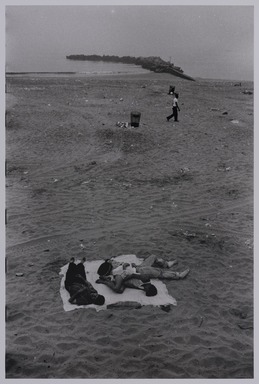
{"left": 5, "top": 72, "right": 253, "bottom": 379}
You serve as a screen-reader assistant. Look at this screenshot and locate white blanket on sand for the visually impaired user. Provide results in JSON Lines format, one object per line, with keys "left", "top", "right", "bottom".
{"left": 59, "top": 254, "right": 177, "bottom": 312}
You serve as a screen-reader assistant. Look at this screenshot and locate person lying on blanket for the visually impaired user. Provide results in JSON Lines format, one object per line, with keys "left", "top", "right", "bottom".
{"left": 96, "top": 254, "right": 190, "bottom": 295}
{"left": 65, "top": 257, "right": 105, "bottom": 306}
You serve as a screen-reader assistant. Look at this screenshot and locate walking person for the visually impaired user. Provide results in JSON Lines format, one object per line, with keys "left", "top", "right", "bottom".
{"left": 167, "top": 93, "right": 180, "bottom": 122}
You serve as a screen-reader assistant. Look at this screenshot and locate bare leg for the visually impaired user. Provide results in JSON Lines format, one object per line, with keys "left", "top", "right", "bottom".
{"left": 159, "top": 268, "right": 190, "bottom": 279}
{"left": 154, "top": 258, "right": 178, "bottom": 268}
{"left": 167, "top": 260, "right": 178, "bottom": 268}
{"left": 141, "top": 255, "right": 178, "bottom": 269}
{"left": 140, "top": 254, "right": 158, "bottom": 267}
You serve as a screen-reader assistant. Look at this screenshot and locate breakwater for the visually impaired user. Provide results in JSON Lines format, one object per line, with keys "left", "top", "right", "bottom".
{"left": 66, "top": 54, "right": 195, "bottom": 81}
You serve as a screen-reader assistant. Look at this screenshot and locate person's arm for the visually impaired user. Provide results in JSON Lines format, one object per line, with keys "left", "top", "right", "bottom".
{"left": 123, "top": 272, "right": 142, "bottom": 281}
{"left": 123, "top": 272, "right": 151, "bottom": 283}
{"left": 69, "top": 287, "right": 87, "bottom": 303}
{"left": 176, "top": 102, "right": 180, "bottom": 111}
{"left": 74, "top": 274, "right": 88, "bottom": 285}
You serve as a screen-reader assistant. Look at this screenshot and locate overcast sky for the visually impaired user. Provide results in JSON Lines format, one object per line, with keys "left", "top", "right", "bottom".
{"left": 5, "top": 4, "right": 254, "bottom": 80}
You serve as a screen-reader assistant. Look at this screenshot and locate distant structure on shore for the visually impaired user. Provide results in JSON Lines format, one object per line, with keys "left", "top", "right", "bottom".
{"left": 66, "top": 54, "right": 195, "bottom": 81}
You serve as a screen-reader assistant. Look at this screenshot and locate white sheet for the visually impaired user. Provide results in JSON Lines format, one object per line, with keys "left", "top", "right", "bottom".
{"left": 59, "top": 254, "right": 177, "bottom": 312}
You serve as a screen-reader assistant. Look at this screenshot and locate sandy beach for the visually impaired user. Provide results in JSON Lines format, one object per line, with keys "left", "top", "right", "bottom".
{"left": 5, "top": 72, "right": 253, "bottom": 379}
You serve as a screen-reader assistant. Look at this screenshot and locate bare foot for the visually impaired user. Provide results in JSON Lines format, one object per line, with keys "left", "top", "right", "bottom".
{"left": 179, "top": 269, "right": 190, "bottom": 279}
{"left": 167, "top": 260, "right": 178, "bottom": 268}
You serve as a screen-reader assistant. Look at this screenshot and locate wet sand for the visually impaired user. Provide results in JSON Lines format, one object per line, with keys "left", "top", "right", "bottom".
{"left": 5, "top": 72, "right": 253, "bottom": 379}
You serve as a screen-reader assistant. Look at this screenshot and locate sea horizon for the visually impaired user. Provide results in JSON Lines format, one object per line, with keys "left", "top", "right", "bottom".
{"left": 5, "top": 71, "right": 254, "bottom": 84}
{"left": 6, "top": 55, "right": 253, "bottom": 82}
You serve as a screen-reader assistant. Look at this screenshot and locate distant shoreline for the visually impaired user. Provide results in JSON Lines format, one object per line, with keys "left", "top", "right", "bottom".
{"left": 5, "top": 69, "right": 149, "bottom": 77}
{"left": 5, "top": 72, "right": 254, "bottom": 84}
{"left": 6, "top": 72, "right": 77, "bottom": 75}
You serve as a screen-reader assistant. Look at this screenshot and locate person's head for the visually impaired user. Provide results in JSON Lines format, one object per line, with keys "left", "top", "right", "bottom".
{"left": 175, "top": 93, "right": 179, "bottom": 98}
{"left": 97, "top": 260, "right": 113, "bottom": 276}
{"left": 93, "top": 295, "right": 105, "bottom": 306}
{"left": 143, "top": 283, "right": 157, "bottom": 297}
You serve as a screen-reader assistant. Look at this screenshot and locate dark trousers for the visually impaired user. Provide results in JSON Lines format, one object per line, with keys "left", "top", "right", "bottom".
{"left": 65, "top": 261, "right": 86, "bottom": 291}
{"left": 167, "top": 107, "right": 178, "bottom": 121}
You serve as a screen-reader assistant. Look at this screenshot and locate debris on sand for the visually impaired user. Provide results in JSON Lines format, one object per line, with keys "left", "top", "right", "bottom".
{"left": 242, "top": 90, "right": 253, "bottom": 95}
{"left": 116, "top": 121, "right": 129, "bottom": 128}
{"left": 15, "top": 273, "right": 24, "bottom": 277}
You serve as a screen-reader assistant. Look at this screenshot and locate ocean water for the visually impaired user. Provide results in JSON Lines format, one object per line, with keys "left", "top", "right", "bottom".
{"left": 6, "top": 55, "right": 150, "bottom": 76}
{"left": 6, "top": 53, "right": 253, "bottom": 81}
